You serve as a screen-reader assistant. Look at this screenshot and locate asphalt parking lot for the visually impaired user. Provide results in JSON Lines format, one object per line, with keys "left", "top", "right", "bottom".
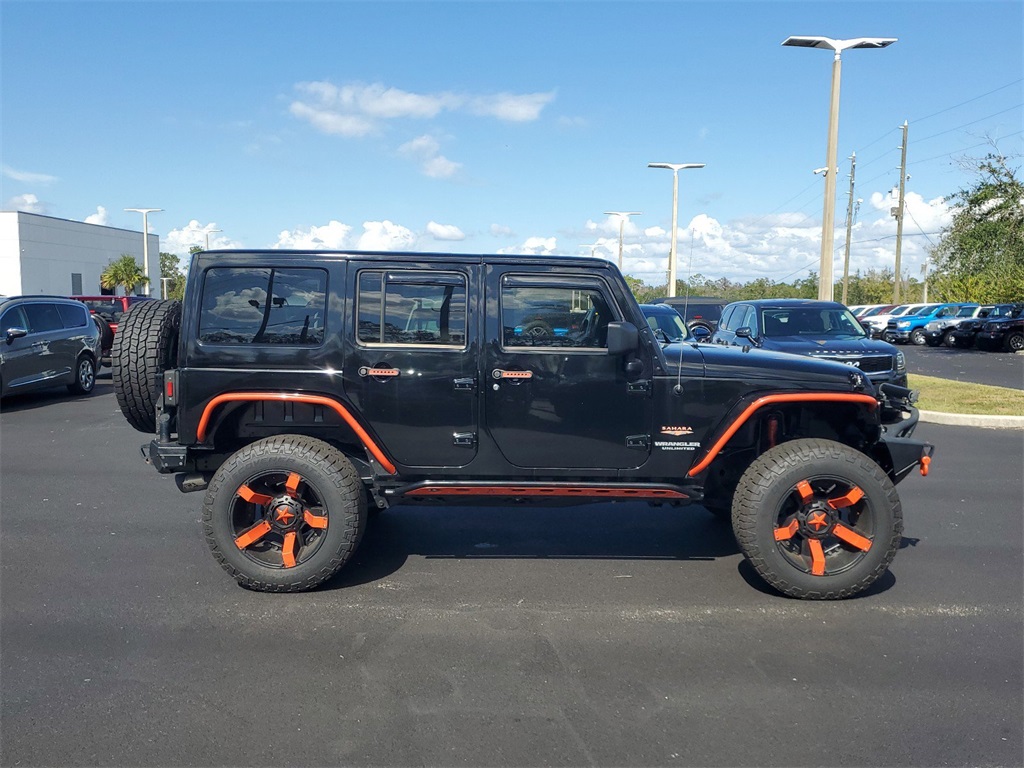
{"left": 1, "top": 373, "right": 1022, "bottom": 767}
{"left": 901, "top": 343, "right": 1024, "bottom": 390}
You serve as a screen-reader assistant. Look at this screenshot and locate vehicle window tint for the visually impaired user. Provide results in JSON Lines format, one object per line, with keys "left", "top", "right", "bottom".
{"left": 57, "top": 303, "right": 88, "bottom": 328}
{"left": 1, "top": 306, "right": 28, "bottom": 333}
{"left": 501, "top": 285, "right": 615, "bottom": 349}
{"left": 79, "top": 299, "right": 125, "bottom": 323}
{"left": 735, "top": 306, "right": 754, "bottom": 330}
{"left": 199, "top": 267, "right": 327, "bottom": 345}
{"left": 24, "top": 303, "right": 64, "bottom": 333}
{"left": 357, "top": 270, "right": 467, "bottom": 347}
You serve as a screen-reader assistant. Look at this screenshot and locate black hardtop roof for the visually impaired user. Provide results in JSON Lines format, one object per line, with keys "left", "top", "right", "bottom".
{"left": 196, "top": 249, "right": 618, "bottom": 272}
{"left": 728, "top": 298, "right": 848, "bottom": 309}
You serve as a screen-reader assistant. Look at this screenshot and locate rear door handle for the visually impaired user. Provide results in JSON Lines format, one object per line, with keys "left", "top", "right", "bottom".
{"left": 491, "top": 369, "right": 533, "bottom": 380}
{"left": 358, "top": 366, "right": 400, "bottom": 378}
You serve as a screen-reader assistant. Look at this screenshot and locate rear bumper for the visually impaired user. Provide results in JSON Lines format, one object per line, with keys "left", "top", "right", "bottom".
{"left": 142, "top": 440, "right": 190, "bottom": 474}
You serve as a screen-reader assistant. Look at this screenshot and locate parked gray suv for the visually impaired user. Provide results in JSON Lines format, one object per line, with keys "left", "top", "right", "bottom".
{"left": 0, "top": 296, "right": 101, "bottom": 398}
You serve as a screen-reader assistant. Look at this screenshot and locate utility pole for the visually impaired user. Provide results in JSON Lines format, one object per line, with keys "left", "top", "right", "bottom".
{"left": 892, "top": 121, "right": 908, "bottom": 304}
{"left": 841, "top": 151, "right": 857, "bottom": 305}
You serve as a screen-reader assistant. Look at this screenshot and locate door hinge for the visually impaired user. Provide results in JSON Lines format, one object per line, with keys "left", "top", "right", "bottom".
{"left": 626, "top": 434, "right": 650, "bottom": 450}
{"left": 453, "top": 432, "right": 477, "bottom": 447}
{"left": 627, "top": 379, "right": 651, "bottom": 394}
{"left": 453, "top": 377, "right": 477, "bottom": 391}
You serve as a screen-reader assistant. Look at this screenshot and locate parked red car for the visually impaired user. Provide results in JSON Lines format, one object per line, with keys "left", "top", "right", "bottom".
{"left": 70, "top": 295, "right": 154, "bottom": 365}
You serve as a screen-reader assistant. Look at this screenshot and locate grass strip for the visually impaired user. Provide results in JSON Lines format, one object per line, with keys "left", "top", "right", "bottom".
{"left": 908, "top": 374, "right": 1024, "bottom": 416}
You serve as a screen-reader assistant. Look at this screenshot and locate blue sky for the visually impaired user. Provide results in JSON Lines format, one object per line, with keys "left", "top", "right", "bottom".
{"left": 2, "top": 0, "right": 1021, "bottom": 286}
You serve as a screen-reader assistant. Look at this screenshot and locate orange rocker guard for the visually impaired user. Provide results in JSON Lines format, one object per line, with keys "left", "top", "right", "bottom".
{"left": 196, "top": 392, "right": 397, "bottom": 474}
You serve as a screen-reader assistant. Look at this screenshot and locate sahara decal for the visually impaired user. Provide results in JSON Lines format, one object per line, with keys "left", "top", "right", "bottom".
{"left": 660, "top": 426, "right": 694, "bottom": 436}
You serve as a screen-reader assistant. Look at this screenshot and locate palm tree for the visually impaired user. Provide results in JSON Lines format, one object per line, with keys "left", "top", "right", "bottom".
{"left": 100, "top": 254, "right": 149, "bottom": 295}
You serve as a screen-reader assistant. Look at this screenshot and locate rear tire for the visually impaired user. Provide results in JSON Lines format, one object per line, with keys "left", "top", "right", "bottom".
{"left": 113, "top": 300, "right": 181, "bottom": 433}
{"left": 92, "top": 315, "right": 114, "bottom": 359}
{"left": 67, "top": 354, "right": 96, "bottom": 395}
{"left": 1005, "top": 332, "right": 1024, "bottom": 352}
{"left": 732, "top": 438, "right": 902, "bottom": 600}
{"left": 202, "top": 435, "right": 366, "bottom": 592}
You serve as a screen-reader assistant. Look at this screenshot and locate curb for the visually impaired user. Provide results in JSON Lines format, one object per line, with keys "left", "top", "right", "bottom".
{"left": 919, "top": 409, "right": 1024, "bottom": 430}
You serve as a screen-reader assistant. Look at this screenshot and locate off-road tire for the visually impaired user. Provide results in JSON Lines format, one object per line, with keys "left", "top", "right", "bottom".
{"left": 92, "top": 315, "right": 114, "bottom": 357}
{"left": 942, "top": 329, "right": 958, "bottom": 348}
{"left": 1005, "top": 332, "right": 1024, "bottom": 352}
{"left": 732, "top": 438, "right": 902, "bottom": 600}
{"left": 113, "top": 300, "right": 181, "bottom": 433}
{"left": 67, "top": 354, "right": 96, "bottom": 395}
{"left": 203, "top": 435, "right": 366, "bottom": 592}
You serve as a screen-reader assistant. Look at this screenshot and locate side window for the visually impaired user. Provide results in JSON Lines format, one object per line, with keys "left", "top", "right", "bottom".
{"left": 719, "top": 305, "right": 737, "bottom": 331}
{"left": 23, "top": 303, "right": 64, "bottom": 334}
{"left": 733, "top": 306, "right": 753, "bottom": 331}
{"left": 1, "top": 306, "right": 28, "bottom": 333}
{"left": 357, "top": 270, "right": 467, "bottom": 347}
{"left": 57, "top": 304, "right": 88, "bottom": 328}
{"left": 501, "top": 284, "right": 616, "bottom": 350}
{"left": 199, "top": 267, "right": 328, "bottom": 345}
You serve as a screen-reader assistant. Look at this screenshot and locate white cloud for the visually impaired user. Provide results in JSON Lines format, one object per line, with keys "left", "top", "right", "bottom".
{"left": 498, "top": 236, "right": 558, "bottom": 255}
{"left": 84, "top": 206, "right": 109, "bottom": 225}
{"left": 2, "top": 165, "right": 57, "bottom": 184}
{"left": 289, "top": 80, "right": 554, "bottom": 139}
{"left": 468, "top": 91, "right": 556, "bottom": 122}
{"left": 426, "top": 221, "right": 465, "bottom": 241}
{"left": 164, "top": 220, "right": 242, "bottom": 255}
{"left": 490, "top": 223, "right": 515, "bottom": 238}
{"left": 399, "top": 134, "right": 461, "bottom": 179}
{"left": 273, "top": 220, "right": 353, "bottom": 250}
{"left": 356, "top": 220, "right": 417, "bottom": 251}
{"left": 5, "top": 193, "right": 46, "bottom": 214}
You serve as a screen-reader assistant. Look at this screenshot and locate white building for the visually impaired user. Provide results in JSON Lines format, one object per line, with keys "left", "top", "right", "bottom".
{"left": 0, "top": 211, "right": 159, "bottom": 297}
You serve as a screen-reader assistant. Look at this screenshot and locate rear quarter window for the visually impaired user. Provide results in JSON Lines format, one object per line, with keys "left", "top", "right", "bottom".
{"left": 57, "top": 303, "right": 88, "bottom": 328}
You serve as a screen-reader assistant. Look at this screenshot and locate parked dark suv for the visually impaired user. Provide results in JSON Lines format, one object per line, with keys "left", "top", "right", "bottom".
{"left": 71, "top": 295, "right": 155, "bottom": 365}
{"left": 1, "top": 295, "right": 101, "bottom": 397}
{"left": 651, "top": 296, "right": 727, "bottom": 334}
{"left": 112, "top": 250, "right": 932, "bottom": 600}
{"left": 976, "top": 305, "right": 1024, "bottom": 352}
{"left": 710, "top": 299, "right": 907, "bottom": 388}
{"left": 951, "top": 304, "right": 1023, "bottom": 348}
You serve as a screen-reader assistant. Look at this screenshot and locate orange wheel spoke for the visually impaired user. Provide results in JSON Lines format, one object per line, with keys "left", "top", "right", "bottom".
{"left": 281, "top": 531, "right": 297, "bottom": 568}
{"left": 808, "top": 539, "right": 826, "bottom": 576}
{"left": 285, "top": 473, "right": 302, "bottom": 497}
{"left": 795, "top": 480, "right": 814, "bottom": 504}
{"left": 237, "top": 485, "right": 274, "bottom": 506}
{"left": 833, "top": 523, "right": 872, "bottom": 551}
{"left": 234, "top": 520, "right": 272, "bottom": 550}
{"left": 303, "top": 510, "right": 328, "bottom": 530}
{"left": 827, "top": 486, "right": 864, "bottom": 509}
{"left": 774, "top": 518, "right": 800, "bottom": 541}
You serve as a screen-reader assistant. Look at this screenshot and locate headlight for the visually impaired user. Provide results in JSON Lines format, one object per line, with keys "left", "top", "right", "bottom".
{"left": 897, "top": 320, "right": 911, "bottom": 328}
{"left": 896, "top": 351, "right": 906, "bottom": 371}
{"left": 925, "top": 321, "right": 939, "bottom": 331}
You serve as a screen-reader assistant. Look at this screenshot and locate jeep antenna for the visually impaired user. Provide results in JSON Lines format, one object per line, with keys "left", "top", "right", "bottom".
{"left": 674, "top": 228, "right": 697, "bottom": 395}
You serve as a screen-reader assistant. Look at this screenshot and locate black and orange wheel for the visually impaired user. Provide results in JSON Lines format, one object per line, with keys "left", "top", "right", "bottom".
{"left": 202, "top": 435, "right": 366, "bottom": 592}
{"left": 732, "top": 438, "right": 902, "bottom": 600}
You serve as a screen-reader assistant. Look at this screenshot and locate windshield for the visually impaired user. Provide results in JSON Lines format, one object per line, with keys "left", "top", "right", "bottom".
{"left": 760, "top": 307, "right": 867, "bottom": 338}
{"left": 645, "top": 311, "right": 688, "bottom": 342}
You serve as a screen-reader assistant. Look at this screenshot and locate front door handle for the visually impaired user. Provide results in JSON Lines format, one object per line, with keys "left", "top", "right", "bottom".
{"left": 358, "top": 366, "right": 400, "bottom": 378}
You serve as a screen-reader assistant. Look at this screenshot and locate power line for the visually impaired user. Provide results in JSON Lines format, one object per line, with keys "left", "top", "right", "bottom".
{"left": 915, "top": 103, "right": 1024, "bottom": 144}
{"left": 910, "top": 78, "right": 1023, "bottom": 124}
{"left": 911, "top": 129, "right": 1024, "bottom": 166}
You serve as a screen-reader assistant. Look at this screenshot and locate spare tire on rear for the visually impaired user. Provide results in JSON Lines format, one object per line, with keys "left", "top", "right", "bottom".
{"left": 113, "top": 300, "right": 181, "bottom": 433}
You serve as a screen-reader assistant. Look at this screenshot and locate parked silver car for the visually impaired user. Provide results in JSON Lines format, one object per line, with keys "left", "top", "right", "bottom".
{"left": 0, "top": 296, "right": 101, "bottom": 398}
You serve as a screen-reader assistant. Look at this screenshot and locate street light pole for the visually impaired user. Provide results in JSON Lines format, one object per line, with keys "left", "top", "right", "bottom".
{"left": 602, "top": 211, "right": 642, "bottom": 272}
{"left": 124, "top": 207, "right": 162, "bottom": 296}
{"left": 783, "top": 35, "right": 897, "bottom": 301}
{"left": 205, "top": 229, "right": 222, "bottom": 250}
{"left": 648, "top": 163, "right": 705, "bottom": 297}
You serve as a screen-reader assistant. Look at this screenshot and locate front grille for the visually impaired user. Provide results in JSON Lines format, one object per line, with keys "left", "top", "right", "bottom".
{"left": 819, "top": 355, "right": 894, "bottom": 374}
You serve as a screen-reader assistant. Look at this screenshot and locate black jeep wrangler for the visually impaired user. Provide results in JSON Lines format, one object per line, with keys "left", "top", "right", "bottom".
{"left": 112, "top": 250, "right": 933, "bottom": 599}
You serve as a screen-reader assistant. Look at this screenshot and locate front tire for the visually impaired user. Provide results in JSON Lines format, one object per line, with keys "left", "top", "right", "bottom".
{"left": 732, "top": 438, "right": 902, "bottom": 600}
{"left": 1005, "top": 332, "right": 1024, "bottom": 352}
{"left": 203, "top": 435, "right": 366, "bottom": 592}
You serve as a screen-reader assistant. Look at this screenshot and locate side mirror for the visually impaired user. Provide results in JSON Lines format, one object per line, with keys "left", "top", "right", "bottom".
{"left": 735, "top": 326, "right": 762, "bottom": 346}
{"left": 606, "top": 321, "right": 639, "bottom": 355}
{"left": 690, "top": 326, "right": 711, "bottom": 341}
{"left": 5, "top": 327, "right": 28, "bottom": 345}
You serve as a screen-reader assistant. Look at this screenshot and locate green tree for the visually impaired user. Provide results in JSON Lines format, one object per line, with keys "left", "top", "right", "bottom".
{"left": 929, "top": 152, "right": 1024, "bottom": 302}
{"left": 100, "top": 254, "right": 149, "bottom": 295}
{"left": 160, "top": 251, "right": 187, "bottom": 301}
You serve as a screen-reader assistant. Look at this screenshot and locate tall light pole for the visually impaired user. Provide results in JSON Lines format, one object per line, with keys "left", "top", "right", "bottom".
{"left": 782, "top": 35, "right": 897, "bottom": 301}
{"left": 205, "top": 228, "right": 222, "bottom": 250}
{"left": 648, "top": 162, "right": 704, "bottom": 297}
{"left": 124, "top": 207, "right": 162, "bottom": 296}
{"left": 603, "top": 211, "right": 642, "bottom": 272}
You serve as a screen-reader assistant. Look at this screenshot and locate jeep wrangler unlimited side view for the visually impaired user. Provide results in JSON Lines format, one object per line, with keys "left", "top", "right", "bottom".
{"left": 112, "top": 250, "right": 933, "bottom": 599}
